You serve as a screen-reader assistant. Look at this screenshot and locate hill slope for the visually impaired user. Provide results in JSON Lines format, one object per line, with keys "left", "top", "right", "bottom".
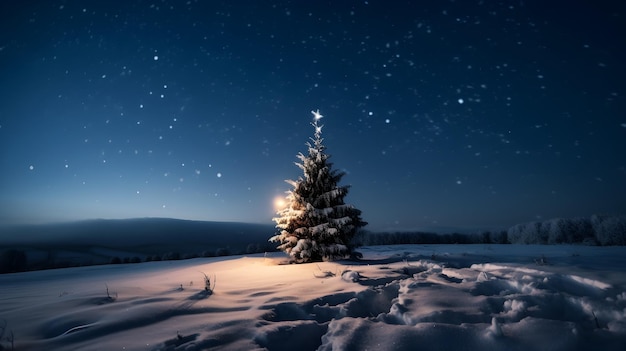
{"left": 1, "top": 218, "right": 275, "bottom": 270}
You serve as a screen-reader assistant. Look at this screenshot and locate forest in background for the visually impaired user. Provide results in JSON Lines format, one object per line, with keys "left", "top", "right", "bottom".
{"left": 353, "top": 214, "right": 626, "bottom": 246}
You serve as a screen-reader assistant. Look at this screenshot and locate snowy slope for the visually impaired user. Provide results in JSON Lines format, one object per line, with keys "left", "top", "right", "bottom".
{"left": 1, "top": 244, "right": 625, "bottom": 350}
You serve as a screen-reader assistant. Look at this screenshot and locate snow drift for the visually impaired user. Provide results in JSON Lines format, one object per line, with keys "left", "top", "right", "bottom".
{"left": 1, "top": 244, "right": 625, "bottom": 350}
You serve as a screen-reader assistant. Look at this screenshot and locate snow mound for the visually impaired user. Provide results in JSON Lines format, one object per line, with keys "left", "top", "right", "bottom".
{"left": 341, "top": 270, "right": 361, "bottom": 282}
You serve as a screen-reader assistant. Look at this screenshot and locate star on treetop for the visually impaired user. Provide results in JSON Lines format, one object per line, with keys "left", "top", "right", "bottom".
{"left": 311, "top": 109, "right": 323, "bottom": 121}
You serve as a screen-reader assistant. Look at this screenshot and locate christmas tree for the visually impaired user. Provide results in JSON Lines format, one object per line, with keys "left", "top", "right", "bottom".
{"left": 270, "top": 110, "right": 367, "bottom": 263}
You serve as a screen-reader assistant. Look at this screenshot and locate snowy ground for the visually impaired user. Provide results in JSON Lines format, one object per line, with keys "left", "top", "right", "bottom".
{"left": 1, "top": 244, "right": 625, "bottom": 350}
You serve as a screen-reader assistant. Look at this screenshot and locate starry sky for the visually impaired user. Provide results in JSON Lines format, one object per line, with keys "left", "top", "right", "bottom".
{"left": 1, "top": 1, "right": 625, "bottom": 232}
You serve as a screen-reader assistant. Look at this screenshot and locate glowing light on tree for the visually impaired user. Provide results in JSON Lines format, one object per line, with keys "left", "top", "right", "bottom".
{"left": 273, "top": 197, "right": 287, "bottom": 211}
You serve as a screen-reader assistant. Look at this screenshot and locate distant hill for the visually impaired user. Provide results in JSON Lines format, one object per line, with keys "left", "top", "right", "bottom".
{"left": 0, "top": 218, "right": 276, "bottom": 272}
{"left": 1, "top": 218, "right": 274, "bottom": 246}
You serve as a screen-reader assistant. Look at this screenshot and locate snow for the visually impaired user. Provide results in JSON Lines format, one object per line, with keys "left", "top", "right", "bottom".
{"left": 1, "top": 244, "right": 625, "bottom": 350}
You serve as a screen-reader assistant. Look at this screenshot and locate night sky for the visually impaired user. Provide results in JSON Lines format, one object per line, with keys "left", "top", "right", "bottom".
{"left": 1, "top": 1, "right": 625, "bottom": 232}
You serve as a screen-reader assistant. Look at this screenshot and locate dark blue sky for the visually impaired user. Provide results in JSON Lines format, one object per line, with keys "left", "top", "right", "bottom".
{"left": 1, "top": 1, "right": 625, "bottom": 232}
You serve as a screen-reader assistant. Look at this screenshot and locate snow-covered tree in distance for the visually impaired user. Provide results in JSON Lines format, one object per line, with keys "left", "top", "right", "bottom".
{"left": 270, "top": 109, "right": 367, "bottom": 263}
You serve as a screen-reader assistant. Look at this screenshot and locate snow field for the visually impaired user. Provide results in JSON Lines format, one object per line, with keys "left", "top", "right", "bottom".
{"left": 0, "top": 245, "right": 625, "bottom": 350}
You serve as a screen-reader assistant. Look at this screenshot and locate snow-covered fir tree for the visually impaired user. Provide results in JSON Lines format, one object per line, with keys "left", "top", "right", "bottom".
{"left": 270, "top": 109, "right": 366, "bottom": 263}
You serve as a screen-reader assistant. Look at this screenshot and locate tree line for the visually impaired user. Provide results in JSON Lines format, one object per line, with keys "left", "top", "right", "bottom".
{"left": 352, "top": 229, "right": 508, "bottom": 246}
{"left": 506, "top": 214, "right": 626, "bottom": 245}
{"left": 0, "top": 242, "right": 274, "bottom": 274}
{"left": 353, "top": 214, "right": 626, "bottom": 246}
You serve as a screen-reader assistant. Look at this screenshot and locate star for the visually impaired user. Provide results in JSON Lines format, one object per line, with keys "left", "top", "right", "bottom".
{"left": 311, "top": 109, "right": 323, "bottom": 121}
